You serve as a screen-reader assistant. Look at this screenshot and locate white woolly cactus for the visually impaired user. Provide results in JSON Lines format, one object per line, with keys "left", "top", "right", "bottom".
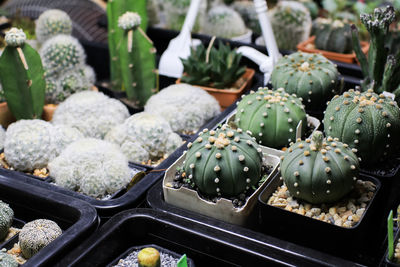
{"left": 40, "top": 35, "right": 86, "bottom": 76}
{"left": 52, "top": 125, "right": 83, "bottom": 156}
{"left": 4, "top": 28, "right": 26, "bottom": 47}
{"left": 83, "top": 65, "right": 96, "bottom": 85}
{"left": 202, "top": 5, "right": 248, "bottom": 39}
{"left": 35, "top": 9, "right": 72, "bottom": 44}
{"left": 144, "top": 84, "right": 221, "bottom": 133}
{"left": 0, "top": 126, "right": 5, "bottom": 150}
{"left": 105, "top": 112, "right": 182, "bottom": 163}
{"left": 52, "top": 91, "right": 130, "bottom": 139}
{"left": 48, "top": 138, "right": 132, "bottom": 198}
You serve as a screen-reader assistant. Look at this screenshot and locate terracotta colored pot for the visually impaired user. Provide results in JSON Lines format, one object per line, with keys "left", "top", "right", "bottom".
{"left": 176, "top": 68, "right": 255, "bottom": 110}
{"left": 0, "top": 102, "right": 15, "bottom": 128}
{"left": 297, "top": 36, "right": 370, "bottom": 64}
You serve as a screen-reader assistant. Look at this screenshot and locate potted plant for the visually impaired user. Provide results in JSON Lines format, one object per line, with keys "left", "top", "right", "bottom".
{"left": 176, "top": 40, "right": 255, "bottom": 110}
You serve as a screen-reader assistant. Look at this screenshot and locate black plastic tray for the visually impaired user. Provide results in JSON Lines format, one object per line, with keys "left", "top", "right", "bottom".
{"left": 60, "top": 208, "right": 361, "bottom": 266}
{"left": 0, "top": 172, "right": 98, "bottom": 267}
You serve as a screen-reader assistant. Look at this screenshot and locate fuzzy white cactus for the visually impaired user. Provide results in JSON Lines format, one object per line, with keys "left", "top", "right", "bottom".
{"left": 52, "top": 125, "right": 84, "bottom": 156}
{"left": 48, "top": 138, "right": 132, "bottom": 197}
{"left": 145, "top": 84, "right": 220, "bottom": 133}
{"left": 0, "top": 126, "right": 5, "bottom": 150}
{"left": 52, "top": 91, "right": 130, "bottom": 139}
{"left": 35, "top": 9, "right": 73, "bottom": 44}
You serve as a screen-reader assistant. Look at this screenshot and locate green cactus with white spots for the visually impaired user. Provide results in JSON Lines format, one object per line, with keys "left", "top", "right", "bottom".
{"left": 324, "top": 89, "right": 400, "bottom": 164}
{"left": 184, "top": 125, "right": 263, "bottom": 197}
{"left": 315, "top": 20, "right": 353, "bottom": 54}
{"left": 0, "top": 250, "right": 18, "bottom": 267}
{"left": 235, "top": 88, "right": 307, "bottom": 148}
{"left": 281, "top": 131, "right": 359, "bottom": 204}
{"left": 271, "top": 52, "right": 340, "bottom": 110}
{"left": 35, "top": 9, "right": 72, "bottom": 44}
{"left": 0, "top": 201, "right": 13, "bottom": 241}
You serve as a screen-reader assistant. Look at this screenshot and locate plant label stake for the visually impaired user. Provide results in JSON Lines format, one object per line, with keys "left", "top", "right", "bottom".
{"left": 296, "top": 120, "right": 303, "bottom": 140}
{"left": 177, "top": 254, "right": 188, "bottom": 267}
{"left": 388, "top": 210, "right": 394, "bottom": 261}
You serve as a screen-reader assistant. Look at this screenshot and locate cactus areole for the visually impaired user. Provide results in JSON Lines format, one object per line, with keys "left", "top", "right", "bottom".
{"left": 281, "top": 131, "right": 359, "bottom": 204}
{"left": 184, "top": 125, "right": 263, "bottom": 198}
{"left": 324, "top": 89, "right": 400, "bottom": 164}
{"left": 236, "top": 88, "right": 307, "bottom": 148}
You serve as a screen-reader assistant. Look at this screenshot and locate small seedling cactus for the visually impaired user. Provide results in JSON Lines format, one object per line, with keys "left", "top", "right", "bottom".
{"left": 138, "top": 247, "right": 161, "bottom": 267}
{"left": 0, "top": 200, "right": 13, "bottom": 241}
{"left": 235, "top": 88, "right": 307, "bottom": 148}
{"left": 315, "top": 19, "right": 353, "bottom": 54}
{"left": 19, "top": 219, "right": 62, "bottom": 259}
{"left": 0, "top": 249, "right": 18, "bottom": 267}
{"left": 324, "top": 89, "right": 400, "bottom": 164}
{"left": 35, "top": 9, "right": 72, "bottom": 44}
{"left": 281, "top": 131, "right": 359, "bottom": 204}
{"left": 271, "top": 52, "right": 340, "bottom": 110}
{"left": 184, "top": 125, "right": 263, "bottom": 197}
{"left": 0, "top": 28, "right": 46, "bottom": 120}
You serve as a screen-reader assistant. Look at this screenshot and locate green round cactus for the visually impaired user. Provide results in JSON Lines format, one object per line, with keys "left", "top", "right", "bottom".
{"left": 35, "top": 9, "right": 72, "bottom": 44}
{"left": 315, "top": 20, "right": 353, "bottom": 54}
{"left": 324, "top": 89, "right": 400, "bottom": 164}
{"left": 235, "top": 88, "right": 307, "bottom": 148}
{"left": 19, "top": 219, "right": 62, "bottom": 259}
{"left": 0, "top": 250, "right": 18, "bottom": 267}
{"left": 138, "top": 247, "right": 160, "bottom": 267}
{"left": 184, "top": 125, "right": 263, "bottom": 197}
{"left": 281, "top": 131, "right": 359, "bottom": 204}
{"left": 271, "top": 52, "right": 340, "bottom": 110}
{"left": 0, "top": 201, "right": 13, "bottom": 241}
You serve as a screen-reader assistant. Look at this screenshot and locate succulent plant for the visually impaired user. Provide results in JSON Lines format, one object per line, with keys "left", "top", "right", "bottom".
{"left": 106, "top": 112, "right": 182, "bottom": 163}
{"left": 0, "top": 200, "right": 13, "bottom": 241}
{"left": 315, "top": 19, "right": 353, "bottom": 54}
{"left": 268, "top": 1, "right": 312, "bottom": 51}
{"left": 184, "top": 125, "right": 263, "bottom": 197}
{"left": 235, "top": 88, "right": 307, "bottom": 148}
{"left": 281, "top": 131, "right": 359, "bottom": 204}
{"left": 231, "top": 1, "right": 261, "bottom": 35}
{"left": 202, "top": 5, "right": 248, "bottom": 39}
{"left": 40, "top": 35, "right": 86, "bottom": 77}
{"left": 270, "top": 52, "right": 340, "bottom": 110}
{"left": 52, "top": 91, "right": 130, "bottom": 139}
{"left": 35, "top": 9, "right": 72, "bottom": 44}
{"left": 83, "top": 65, "right": 96, "bottom": 85}
{"left": 144, "top": 84, "right": 221, "bottom": 133}
{"left": 52, "top": 125, "right": 84, "bottom": 156}
{"left": 138, "top": 247, "right": 160, "bottom": 267}
{"left": 48, "top": 138, "right": 132, "bottom": 197}
{"left": 0, "top": 126, "right": 5, "bottom": 150}
{"left": 19, "top": 219, "right": 62, "bottom": 259}
{"left": 0, "top": 249, "right": 18, "bottom": 267}
{"left": 299, "top": 0, "right": 319, "bottom": 19}
{"left": 324, "top": 89, "right": 400, "bottom": 164}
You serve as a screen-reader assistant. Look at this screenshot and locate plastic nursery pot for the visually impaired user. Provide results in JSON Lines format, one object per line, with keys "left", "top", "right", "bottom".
{"left": 161, "top": 146, "right": 280, "bottom": 226}
{"left": 297, "top": 36, "right": 370, "bottom": 64}
{"left": 61, "top": 208, "right": 361, "bottom": 266}
{"left": 0, "top": 102, "right": 15, "bottom": 128}
{"left": 257, "top": 172, "right": 383, "bottom": 264}
{"left": 176, "top": 68, "right": 256, "bottom": 111}
{"left": 0, "top": 173, "right": 98, "bottom": 266}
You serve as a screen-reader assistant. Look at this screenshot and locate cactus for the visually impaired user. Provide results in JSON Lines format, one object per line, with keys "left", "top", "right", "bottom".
{"left": 270, "top": 52, "right": 340, "bottom": 110}
{"left": 0, "top": 28, "right": 46, "bottom": 120}
{"left": 144, "top": 84, "right": 220, "bottom": 133}
{"left": 324, "top": 89, "right": 400, "bottom": 164}
{"left": 138, "top": 247, "right": 161, "bottom": 267}
{"left": 35, "top": 9, "right": 72, "bottom": 44}
{"left": 299, "top": 0, "right": 319, "bottom": 19}
{"left": 184, "top": 125, "right": 263, "bottom": 197}
{"left": 19, "top": 219, "right": 62, "bottom": 259}
{"left": 52, "top": 91, "right": 130, "bottom": 139}
{"left": 83, "top": 65, "right": 96, "bottom": 85}
{"left": 202, "top": 5, "right": 248, "bottom": 39}
{"left": 0, "top": 200, "right": 13, "bottom": 241}
{"left": 52, "top": 125, "right": 84, "bottom": 156}
{"left": 162, "top": 0, "right": 207, "bottom": 32}
{"left": 315, "top": 20, "right": 353, "bottom": 54}
{"left": 48, "top": 138, "right": 132, "bottom": 197}
{"left": 231, "top": 1, "right": 261, "bottom": 35}
{"left": 280, "top": 131, "right": 358, "bottom": 204}
{"left": 235, "top": 88, "right": 307, "bottom": 148}
{"left": 0, "top": 250, "right": 18, "bottom": 267}
{"left": 105, "top": 112, "right": 182, "bottom": 163}
{"left": 0, "top": 126, "right": 5, "bottom": 150}
{"left": 268, "top": 1, "right": 312, "bottom": 51}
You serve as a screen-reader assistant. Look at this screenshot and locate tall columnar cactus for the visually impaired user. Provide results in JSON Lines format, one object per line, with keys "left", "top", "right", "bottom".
{"left": 0, "top": 28, "right": 45, "bottom": 120}
{"left": 35, "top": 9, "right": 72, "bottom": 44}
{"left": 0, "top": 200, "right": 13, "bottom": 241}
{"left": 184, "top": 125, "right": 263, "bottom": 197}
{"left": 107, "top": 0, "right": 157, "bottom": 107}
{"left": 270, "top": 52, "right": 340, "bottom": 110}
{"left": 281, "top": 131, "right": 358, "bottom": 204}
{"left": 324, "top": 89, "right": 400, "bottom": 164}
{"left": 235, "top": 88, "right": 307, "bottom": 148}
{"left": 315, "top": 20, "right": 353, "bottom": 54}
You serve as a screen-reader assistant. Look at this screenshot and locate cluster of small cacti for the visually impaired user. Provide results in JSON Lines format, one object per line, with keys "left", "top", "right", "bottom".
{"left": 324, "top": 89, "right": 400, "bottom": 164}
{"left": 105, "top": 112, "right": 182, "bottom": 163}
{"left": 271, "top": 52, "right": 340, "bottom": 110}
{"left": 183, "top": 125, "right": 263, "bottom": 197}
{"left": 145, "top": 84, "right": 220, "bottom": 133}
{"left": 0, "top": 200, "right": 13, "bottom": 241}
{"left": 4, "top": 120, "right": 82, "bottom": 172}
{"left": 315, "top": 19, "right": 353, "bottom": 54}
{"left": 281, "top": 131, "right": 359, "bottom": 204}
{"left": 35, "top": 9, "right": 72, "bottom": 44}
{"left": 235, "top": 88, "right": 307, "bottom": 148}
{"left": 19, "top": 219, "right": 62, "bottom": 259}
{"left": 0, "top": 249, "right": 18, "bottom": 267}
{"left": 52, "top": 91, "right": 130, "bottom": 139}
{"left": 48, "top": 138, "right": 132, "bottom": 197}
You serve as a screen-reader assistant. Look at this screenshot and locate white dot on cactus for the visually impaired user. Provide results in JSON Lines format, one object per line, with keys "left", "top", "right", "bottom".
{"left": 284, "top": 108, "right": 289, "bottom": 113}
{"left": 296, "top": 191, "right": 300, "bottom": 195}
{"left": 210, "top": 130, "right": 215, "bottom": 136}
{"left": 307, "top": 99, "right": 311, "bottom": 103}
{"left": 354, "top": 140, "right": 359, "bottom": 144}
{"left": 231, "top": 146, "right": 237, "bottom": 151}
{"left": 294, "top": 171, "right": 300, "bottom": 177}
{"left": 263, "top": 112, "right": 268, "bottom": 117}
{"left": 386, "top": 144, "right": 390, "bottom": 148}
{"left": 243, "top": 167, "right": 249, "bottom": 172}
{"left": 234, "top": 137, "right": 240, "bottom": 142}
{"left": 238, "top": 155, "right": 245, "bottom": 161}
{"left": 325, "top": 167, "right": 331, "bottom": 173}
{"left": 205, "top": 144, "right": 212, "bottom": 149}
{"left": 214, "top": 165, "right": 221, "bottom": 172}
{"left": 187, "top": 142, "right": 192, "bottom": 148}
{"left": 388, "top": 134, "right": 391, "bottom": 138}
{"left": 326, "top": 190, "right": 331, "bottom": 194}
{"left": 288, "top": 139, "right": 292, "bottom": 142}
{"left": 240, "top": 109, "right": 244, "bottom": 113}
{"left": 328, "top": 126, "right": 332, "bottom": 130}
{"left": 227, "top": 131, "right": 234, "bottom": 138}
{"left": 288, "top": 118, "right": 293, "bottom": 123}
{"left": 215, "top": 153, "right": 222, "bottom": 159}
{"left": 214, "top": 178, "right": 219, "bottom": 183}
{"left": 353, "top": 177, "right": 357, "bottom": 181}
{"left": 196, "top": 137, "right": 203, "bottom": 143}
{"left": 289, "top": 128, "right": 293, "bottom": 133}
{"left": 190, "top": 164, "right": 195, "bottom": 169}
{"left": 129, "top": 64, "right": 133, "bottom": 68}
{"left": 203, "top": 129, "right": 208, "bottom": 133}
{"left": 237, "top": 128, "right": 243, "bottom": 133}
{"left": 189, "top": 174, "right": 193, "bottom": 179}
{"left": 247, "top": 101, "right": 252, "bottom": 105}
{"left": 294, "top": 182, "right": 298, "bottom": 187}
{"left": 195, "top": 152, "right": 201, "bottom": 158}
{"left": 330, "top": 116, "right": 334, "bottom": 121}
{"left": 246, "top": 140, "right": 252, "bottom": 146}
{"left": 386, "top": 123, "right": 391, "bottom": 128}
{"left": 308, "top": 91, "right": 312, "bottom": 95}
{"left": 350, "top": 165, "right": 356, "bottom": 170}
{"left": 259, "top": 133, "right": 263, "bottom": 137}
{"left": 257, "top": 148, "right": 262, "bottom": 153}
{"left": 327, "top": 180, "right": 332, "bottom": 184}
{"left": 355, "top": 129, "right": 360, "bottom": 134}
{"left": 216, "top": 188, "right": 220, "bottom": 192}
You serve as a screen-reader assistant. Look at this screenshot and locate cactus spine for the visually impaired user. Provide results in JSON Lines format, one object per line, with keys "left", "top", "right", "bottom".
{"left": 0, "top": 28, "right": 45, "bottom": 120}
